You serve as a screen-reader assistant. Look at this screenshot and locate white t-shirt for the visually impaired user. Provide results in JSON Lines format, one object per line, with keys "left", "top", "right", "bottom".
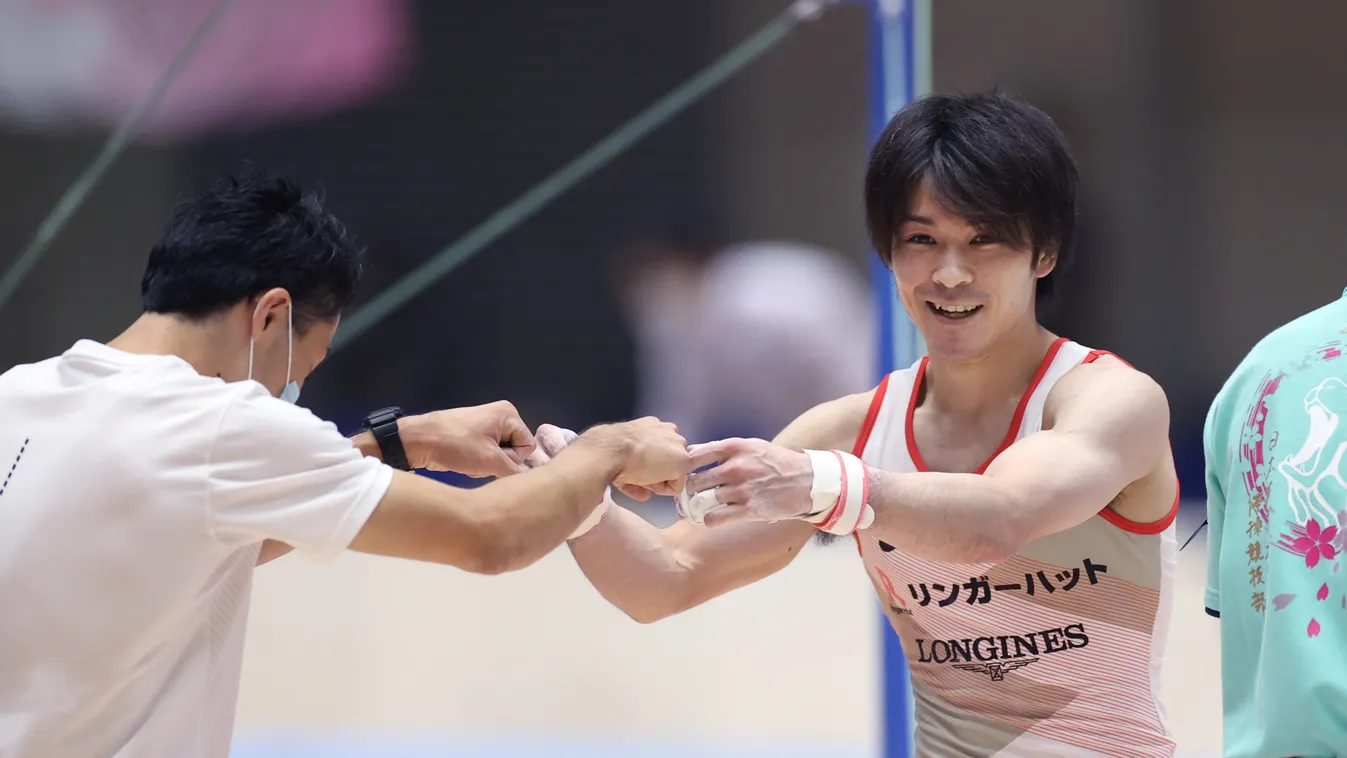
{"left": 0, "top": 339, "right": 394, "bottom": 757}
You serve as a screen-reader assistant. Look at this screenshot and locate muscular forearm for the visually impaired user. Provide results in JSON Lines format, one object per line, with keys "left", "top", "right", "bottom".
{"left": 567, "top": 396, "right": 861, "bottom": 620}
{"left": 570, "top": 508, "right": 811, "bottom": 622}
{"left": 464, "top": 437, "right": 628, "bottom": 574}
{"left": 568, "top": 506, "right": 694, "bottom": 623}
{"left": 867, "top": 470, "right": 1024, "bottom": 563}
{"left": 356, "top": 432, "right": 629, "bottom": 574}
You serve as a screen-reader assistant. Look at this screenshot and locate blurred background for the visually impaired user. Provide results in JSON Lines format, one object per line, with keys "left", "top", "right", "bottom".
{"left": 2, "top": 0, "right": 1345, "bottom": 755}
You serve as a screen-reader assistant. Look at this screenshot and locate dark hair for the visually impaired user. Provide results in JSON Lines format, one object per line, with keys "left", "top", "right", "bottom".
{"left": 141, "top": 170, "right": 365, "bottom": 330}
{"left": 864, "top": 90, "right": 1078, "bottom": 309}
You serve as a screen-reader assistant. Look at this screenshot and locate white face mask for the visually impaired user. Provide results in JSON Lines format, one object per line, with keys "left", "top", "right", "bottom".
{"left": 246, "top": 300, "right": 301, "bottom": 404}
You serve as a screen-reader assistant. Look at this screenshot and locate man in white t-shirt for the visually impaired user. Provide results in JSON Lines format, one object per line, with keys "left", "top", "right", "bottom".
{"left": 0, "top": 172, "right": 691, "bottom": 758}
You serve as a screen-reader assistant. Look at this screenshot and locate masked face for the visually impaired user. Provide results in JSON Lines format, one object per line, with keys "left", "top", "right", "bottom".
{"left": 246, "top": 299, "right": 301, "bottom": 404}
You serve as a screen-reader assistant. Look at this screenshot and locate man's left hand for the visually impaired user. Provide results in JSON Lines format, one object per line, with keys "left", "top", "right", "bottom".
{"left": 682, "top": 438, "right": 814, "bottom": 526}
{"left": 403, "top": 401, "right": 537, "bottom": 478}
{"left": 525, "top": 424, "right": 672, "bottom": 502}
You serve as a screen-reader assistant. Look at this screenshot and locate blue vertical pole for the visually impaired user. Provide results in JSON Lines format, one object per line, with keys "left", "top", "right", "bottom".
{"left": 864, "top": 0, "right": 928, "bottom": 756}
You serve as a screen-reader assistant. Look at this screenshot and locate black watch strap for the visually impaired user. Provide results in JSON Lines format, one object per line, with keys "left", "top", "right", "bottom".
{"left": 363, "top": 406, "right": 412, "bottom": 471}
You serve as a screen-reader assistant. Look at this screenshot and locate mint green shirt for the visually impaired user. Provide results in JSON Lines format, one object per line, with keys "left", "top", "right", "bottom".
{"left": 1205, "top": 288, "right": 1347, "bottom": 757}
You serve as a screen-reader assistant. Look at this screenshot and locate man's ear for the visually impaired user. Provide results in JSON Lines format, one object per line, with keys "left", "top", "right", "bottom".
{"left": 252, "top": 288, "right": 293, "bottom": 332}
{"left": 1033, "top": 247, "right": 1059, "bottom": 279}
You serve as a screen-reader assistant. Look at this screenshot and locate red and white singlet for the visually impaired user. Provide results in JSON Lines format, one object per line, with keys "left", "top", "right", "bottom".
{"left": 853, "top": 338, "right": 1179, "bottom": 757}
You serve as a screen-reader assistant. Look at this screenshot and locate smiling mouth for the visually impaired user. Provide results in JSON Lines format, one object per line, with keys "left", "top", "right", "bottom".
{"left": 927, "top": 302, "right": 982, "bottom": 320}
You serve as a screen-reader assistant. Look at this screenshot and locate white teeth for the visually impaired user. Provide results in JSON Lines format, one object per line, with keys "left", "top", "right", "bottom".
{"left": 933, "top": 304, "right": 978, "bottom": 313}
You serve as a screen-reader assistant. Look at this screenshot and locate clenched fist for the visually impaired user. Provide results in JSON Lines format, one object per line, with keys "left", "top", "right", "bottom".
{"left": 402, "top": 401, "right": 536, "bottom": 478}
{"left": 601, "top": 416, "right": 691, "bottom": 499}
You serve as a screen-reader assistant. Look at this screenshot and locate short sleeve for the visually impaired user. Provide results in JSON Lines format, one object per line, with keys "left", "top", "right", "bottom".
{"left": 1202, "top": 392, "right": 1227, "bottom": 618}
{"left": 206, "top": 390, "right": 394, "bottom": 562}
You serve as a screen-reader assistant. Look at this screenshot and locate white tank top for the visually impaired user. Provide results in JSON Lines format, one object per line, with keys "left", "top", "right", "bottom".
{"left": 852, "top": 337, "right": 1179, "bottom": 758}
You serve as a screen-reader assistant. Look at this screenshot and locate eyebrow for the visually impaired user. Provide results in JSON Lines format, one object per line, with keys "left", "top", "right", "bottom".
{"left": 900, "top": 215, "right": 934, "bottom": 225}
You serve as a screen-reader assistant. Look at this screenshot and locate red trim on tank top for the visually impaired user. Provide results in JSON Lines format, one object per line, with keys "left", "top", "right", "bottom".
{"left": 1098, "top": 497, "right": 1179, "bottom": 534}
{"left": 1081, "top": 349, "right": 1182, "bottom": 534}
{"left": 852, "top": 374, "right": 891, "bottom": 458}
{"left": 904, "top": 337, "right": 1068, "bottom": 474}
{"left": 850, "top": 375, "right": 891, "bottom": 557}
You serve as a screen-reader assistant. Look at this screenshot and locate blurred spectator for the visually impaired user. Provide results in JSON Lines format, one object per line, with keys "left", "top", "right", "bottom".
{"left": 616, "top": 234, "right": 875, "bottom": 447}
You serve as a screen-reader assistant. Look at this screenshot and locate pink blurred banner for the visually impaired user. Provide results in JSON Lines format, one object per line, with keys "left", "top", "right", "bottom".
{"left": 0, "top": 0, "right": 413, "bottom": 142}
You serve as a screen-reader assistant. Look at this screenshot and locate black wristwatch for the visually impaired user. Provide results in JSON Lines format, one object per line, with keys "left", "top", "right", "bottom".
{"left": 363, "top": 406, "right": 412, "bottom": 471}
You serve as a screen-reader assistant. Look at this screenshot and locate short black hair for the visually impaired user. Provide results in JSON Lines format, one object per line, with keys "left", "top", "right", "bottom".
{"left": 864, "top": 90, "right": 1078, "bottom": 309}
{"left": 141, "top": 170, "right": 365, "bottom": 330}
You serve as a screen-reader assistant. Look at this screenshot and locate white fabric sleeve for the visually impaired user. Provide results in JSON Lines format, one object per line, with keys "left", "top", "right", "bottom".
{"left": 206, "top": 390, "right": 394, "bottom": 563}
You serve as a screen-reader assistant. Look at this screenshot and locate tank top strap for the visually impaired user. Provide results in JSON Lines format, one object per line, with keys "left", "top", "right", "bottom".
{"left": 1017, "top": 340, "right": 1094, "bottom": 438}
{"left": 853, "top": 358, "right": 923, "bottom": 474}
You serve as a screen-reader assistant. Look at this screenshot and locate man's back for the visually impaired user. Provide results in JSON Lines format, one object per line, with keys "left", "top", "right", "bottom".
{"left": 0, "top": 340, "right": 390, "bottom": 757}
{"left": 1205, "top": 288, "right": 1347, "bottom": 758}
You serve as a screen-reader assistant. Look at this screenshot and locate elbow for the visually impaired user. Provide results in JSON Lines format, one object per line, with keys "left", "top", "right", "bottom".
{"left": 954, "top": 490, "right": 1033, "bottom": 563}
{"left": 467, "top": 550, "right": 516, "bottom": 576}
{"left": 463, "top": 526, "right": 536, "bottom": 576}
{"left": 625, "top": 609, "right": 662, "bottom": 624}
{"left": 459, "top": 544, "right": 511, "bottom": 576}
{"left": 946, "top": 514, "right": 1027, "bottom": 564}
{"left": 969, "top": 515, "right": 1030, "bottom": 563}
{"left": 625, "top": 604, "right": 678, "bottom": 625}
{"left": 600, "top": 577, "right": 696, "bottom": 625}
{"left": 624, "top": 554, "right": 707, "bottom": 623}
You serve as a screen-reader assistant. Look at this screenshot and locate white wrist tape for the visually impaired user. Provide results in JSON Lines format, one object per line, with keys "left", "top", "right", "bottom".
{"left": 569, "top": 486, "right": 614, "bottom": 540}
{"left": 676, "top": 485, "right": 717, "bottom": 526}
{"left": 802, "top": 449, "right": 873, "bottom": 535}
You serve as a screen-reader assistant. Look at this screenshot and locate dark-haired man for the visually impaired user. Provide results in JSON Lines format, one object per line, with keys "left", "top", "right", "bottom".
{"left": 0, "top": 173, "right": 690, "bottom": 758}
{"left": 554, "top": 92, "right": 1181, "bottom": 756}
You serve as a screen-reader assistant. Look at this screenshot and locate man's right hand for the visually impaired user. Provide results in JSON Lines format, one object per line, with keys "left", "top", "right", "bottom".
{"left": 350, "top": 416, "right": 686, "bottom": 576}
{"left": 401, "top": 401, "right": 536, "bottom": 478}
{"left": 578, "top": 417, "right": 690, "bottom": 499}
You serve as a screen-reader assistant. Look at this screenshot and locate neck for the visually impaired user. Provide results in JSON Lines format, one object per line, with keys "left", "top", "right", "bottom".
{"left": 922, "top": 320, "right": 1058, "bottom": 419}
{"left": 107, "top": 313, "right": 242, "bottom": 380}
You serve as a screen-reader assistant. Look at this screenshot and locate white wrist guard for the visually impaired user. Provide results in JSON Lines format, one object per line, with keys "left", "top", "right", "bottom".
{"left": 802, "top": 449, "right": 874, "bottom": 535}
{"left": 569, "top": 486, "right": 613, "bottom": 540}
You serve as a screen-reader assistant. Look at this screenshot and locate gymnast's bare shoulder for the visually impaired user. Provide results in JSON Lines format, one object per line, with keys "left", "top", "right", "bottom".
{"left": 773, "top": 389, "right": 877, "bottom": 455}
